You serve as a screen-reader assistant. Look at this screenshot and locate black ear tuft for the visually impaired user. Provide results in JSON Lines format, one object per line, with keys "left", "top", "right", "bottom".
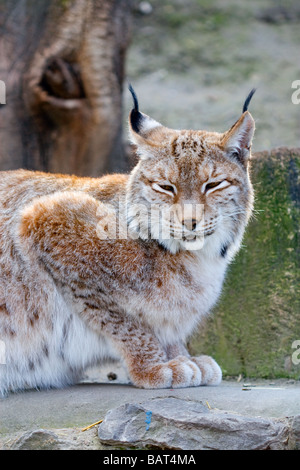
{"left": 129, "top": 84, "right": 143, "bottom": 133}
{"left": 242, "top": 88, "right": 256, "bottom": 113}
{"left": 129, "top": 83, "right": 139, "bottom": 112}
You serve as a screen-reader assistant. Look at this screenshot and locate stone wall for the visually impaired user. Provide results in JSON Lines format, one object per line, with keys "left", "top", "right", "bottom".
{"left": 191, "top": 148, "right": 300, "bottom": 379}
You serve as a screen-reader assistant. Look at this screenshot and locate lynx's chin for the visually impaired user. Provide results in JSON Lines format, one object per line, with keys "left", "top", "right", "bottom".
{"left": 159, "top": 237, "right": 203, "bottom": 254}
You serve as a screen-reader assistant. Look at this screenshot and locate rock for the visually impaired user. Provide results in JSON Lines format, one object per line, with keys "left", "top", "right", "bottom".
{"left": 98, "top": 397, "right": 291, "bottom": 450}
{"left": 6, "top": 428, "right": 103, "bottom": 450}
{"left": 10, "top": 430, "right": 60, "bottom": 450}
{"left": 290, "top": 415, "right": 300, "bottom": 450}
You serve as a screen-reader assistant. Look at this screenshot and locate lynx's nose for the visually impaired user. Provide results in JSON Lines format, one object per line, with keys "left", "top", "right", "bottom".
{"left": 179, "top": 203, "right": 204, "bottom": 232}
{"left": 182, "top": 219, "right": 197, "bottom": 231}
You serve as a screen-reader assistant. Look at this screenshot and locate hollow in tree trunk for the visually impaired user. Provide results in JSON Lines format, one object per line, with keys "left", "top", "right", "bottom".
{"left": 0, "top": 0, "right": 132, "bottom": 176}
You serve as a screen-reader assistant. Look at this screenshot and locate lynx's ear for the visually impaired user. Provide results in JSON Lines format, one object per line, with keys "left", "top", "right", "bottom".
{"left": 222, "top": 89, "right": 256, "bottom": 165}
{"left": 128, "top": 84, "right": 162, "bottom": 136}
{"left": 128, "top": 85, "right": 170, "bottom": 157}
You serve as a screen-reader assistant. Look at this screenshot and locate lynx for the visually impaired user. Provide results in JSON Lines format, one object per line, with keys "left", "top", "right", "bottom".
{"left": 0, "top": 86, "right": 255, "bottom": 395}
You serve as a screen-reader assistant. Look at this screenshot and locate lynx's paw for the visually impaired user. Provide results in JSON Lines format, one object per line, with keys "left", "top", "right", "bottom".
{"left": 167, "top": 356, "right": 202, "bottom": 388}
{"left": 191, "top": 355, "right": 222, "bottom": 385}
{"left": 131, "top": 355, "right": 202, "bottom": 389}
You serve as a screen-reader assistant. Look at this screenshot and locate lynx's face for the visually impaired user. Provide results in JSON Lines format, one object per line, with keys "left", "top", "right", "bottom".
{"left": 126, "top": 87, "right": 255, "bottom": 256}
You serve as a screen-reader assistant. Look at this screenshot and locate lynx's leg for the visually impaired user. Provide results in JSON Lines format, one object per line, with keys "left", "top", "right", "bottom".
{"left": 83, "top": 307, "right": 202, "bottom": 389}
{"left": 166, "top": 343, "right": 222, "bottom": 386}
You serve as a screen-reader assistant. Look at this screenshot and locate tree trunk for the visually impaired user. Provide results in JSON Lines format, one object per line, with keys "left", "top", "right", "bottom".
{"left": 0, "top": 0, "right": 132, "bottom": 176}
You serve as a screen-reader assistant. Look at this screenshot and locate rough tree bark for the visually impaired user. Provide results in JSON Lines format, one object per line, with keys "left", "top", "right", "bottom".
{"left": 0, "top": 0, "right": 132, "bottom": 176}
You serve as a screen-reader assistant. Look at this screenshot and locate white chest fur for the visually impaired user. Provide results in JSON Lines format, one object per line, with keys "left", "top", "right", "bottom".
{"left": 125, "top": 251, "right": 228, "bottom": 345}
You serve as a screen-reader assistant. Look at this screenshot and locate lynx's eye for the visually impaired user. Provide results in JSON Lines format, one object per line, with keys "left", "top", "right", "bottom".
{"left": 159, "top": 185, "right": 174, "bottom": 192}
{"left": 204, "top": 180, "right": 230, "bottom": 194}
{"left": 152, "top": 183, "right": 176, "bottom": 196}
{"left": 205, "top": 181, "right": 221, "bottom": 190}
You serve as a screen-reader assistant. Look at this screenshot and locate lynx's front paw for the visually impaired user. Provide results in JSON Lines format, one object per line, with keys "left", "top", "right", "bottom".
{"left": 191, "top": 355, "right": 222, "bottom": 385}
{"left": 130, "top": 355, "right": 202, "bottom": 389}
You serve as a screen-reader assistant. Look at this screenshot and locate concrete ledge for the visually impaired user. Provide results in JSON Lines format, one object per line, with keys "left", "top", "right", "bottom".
{"left": 1, "top": 379, "right": 299, "bottom": 450}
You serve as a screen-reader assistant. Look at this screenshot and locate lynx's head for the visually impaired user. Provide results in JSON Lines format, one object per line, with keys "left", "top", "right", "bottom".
{"left": 126, "top": 86, "right": 255, "bottom": 257}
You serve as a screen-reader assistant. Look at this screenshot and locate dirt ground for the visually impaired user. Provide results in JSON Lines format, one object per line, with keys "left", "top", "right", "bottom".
{"left": 124, "top": 0, "right": 300, "bottom": 152}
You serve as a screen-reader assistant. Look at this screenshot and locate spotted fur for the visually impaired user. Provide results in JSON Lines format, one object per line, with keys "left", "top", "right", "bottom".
{"left": 0, "top": 90, "right": 255, "bottom": 394}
